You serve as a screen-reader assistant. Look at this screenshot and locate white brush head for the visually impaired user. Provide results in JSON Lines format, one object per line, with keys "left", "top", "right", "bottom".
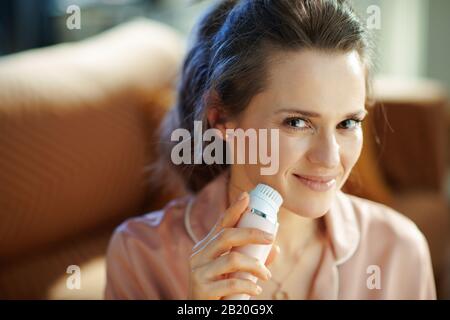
{"left": 249, "top": 184, "right": 283, "bottom": 223}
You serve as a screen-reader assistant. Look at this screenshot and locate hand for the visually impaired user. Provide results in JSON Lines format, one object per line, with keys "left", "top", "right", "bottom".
{"left": 187, "top": 192, "right": 279, "bottom": 300}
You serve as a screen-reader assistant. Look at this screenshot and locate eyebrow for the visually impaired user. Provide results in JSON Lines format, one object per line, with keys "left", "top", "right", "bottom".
{"left": 275, "top": 108, "right": 368, "bottom": 119}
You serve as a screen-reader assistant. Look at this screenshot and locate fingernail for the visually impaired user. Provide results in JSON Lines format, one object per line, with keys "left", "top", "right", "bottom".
{"left": 256, "top": 285, "right": 262, "bottom": 294}
{"left": 238, "top": 192, "right": 247, "bottom": 201}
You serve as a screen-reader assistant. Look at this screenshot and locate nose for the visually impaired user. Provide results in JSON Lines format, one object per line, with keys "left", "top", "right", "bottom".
{"left": 305, "top": 130, "right": 340, "bottom": 169}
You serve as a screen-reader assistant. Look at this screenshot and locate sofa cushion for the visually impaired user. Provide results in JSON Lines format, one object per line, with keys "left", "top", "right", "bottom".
{"left": 0, "top": 19, "right": 184, "bottom": 259}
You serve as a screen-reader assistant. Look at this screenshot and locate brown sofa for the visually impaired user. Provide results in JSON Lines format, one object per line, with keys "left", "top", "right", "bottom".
{"left": 344, "top": 76, "right": 450, "bottom": 298}
{"left": 0, "top": 19, "right": 186, "bottom": 299}
{"left": 0, "top": 19, "right": 448, "bottom": 299}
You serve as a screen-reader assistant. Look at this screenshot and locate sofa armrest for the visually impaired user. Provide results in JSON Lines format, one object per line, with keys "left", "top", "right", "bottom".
{"left": 372, "top": 76, "right": 448, "bottom": 194}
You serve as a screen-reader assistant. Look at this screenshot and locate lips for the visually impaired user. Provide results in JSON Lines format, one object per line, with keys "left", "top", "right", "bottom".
{"left": 294, "top": 174, "right": 338, "bottom": 182}
{"left": 293, "top": 174, "right": 337, "bottom": 192}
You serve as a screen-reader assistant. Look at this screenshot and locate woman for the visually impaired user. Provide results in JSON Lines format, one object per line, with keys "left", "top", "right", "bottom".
{"left": 105, "top": 0, "right": 436, "bottom": 299}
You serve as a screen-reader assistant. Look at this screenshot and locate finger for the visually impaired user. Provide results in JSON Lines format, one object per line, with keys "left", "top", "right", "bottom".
{"left": 220, "top": 191, "right": 250, "bottom": 228}
{"left": 209, "top": 278, "right": 262, "bottom": 299}
{"left": 192, "top": 192, "right": 249, "bottom": 252}
{"left": 201, "top": 227, "right": 274, "bottom": 261}
{"left": 201, "top": 251, "right": 271, "bottom": 281}
{"left": 265, "top": 244, "right": 280, "bottom": 267}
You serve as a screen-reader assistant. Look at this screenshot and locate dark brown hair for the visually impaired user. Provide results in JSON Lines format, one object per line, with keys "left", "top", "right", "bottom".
{"left": 154, "top": 0, "right": 374, "bottom": 194}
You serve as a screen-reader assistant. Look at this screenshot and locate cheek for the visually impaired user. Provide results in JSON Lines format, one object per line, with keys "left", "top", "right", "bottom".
{"left": 250, "top": 135, "right": 310, "bottom": 190}
{"left": 339, "top": 131, "right": 363, "bottom": 176}
{"left": 278, "top": 135, "right": 310, "bottom": 170}
{"left": 338, "top": 132, "right": 363, "bottom": 189}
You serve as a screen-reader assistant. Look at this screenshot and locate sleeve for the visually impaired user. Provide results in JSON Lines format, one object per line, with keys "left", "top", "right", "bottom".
{"left": 104, "top": 226, "right": 164, "bottom": 300}
{"left": 388, "top": 224, "right": 437, "bottom": 300}
{"left": 415, "top": 231, "right": 437, "bottom": 299}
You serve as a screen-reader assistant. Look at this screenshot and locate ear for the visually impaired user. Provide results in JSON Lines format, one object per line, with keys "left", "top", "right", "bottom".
{"left": 206, "top": 107, "right": 237, "bottom": 142}
{"left": 205, "top": 90, "right": 238, "bottom": 141}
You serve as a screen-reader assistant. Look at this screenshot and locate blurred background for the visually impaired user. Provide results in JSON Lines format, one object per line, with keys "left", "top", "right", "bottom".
{"left": 0, "top": 0, "right": 449, "bottom": 299}
{"left": 1, "top": 0, "right": 450, "bottom": 88}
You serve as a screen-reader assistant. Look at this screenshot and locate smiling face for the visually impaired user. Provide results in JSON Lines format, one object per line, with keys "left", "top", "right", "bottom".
{"left": 226, "top": 49, "right": 367, "bottom": 218}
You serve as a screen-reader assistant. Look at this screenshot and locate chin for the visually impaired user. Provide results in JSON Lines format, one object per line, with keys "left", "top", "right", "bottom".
{"left": 282, "top": 195, "right": 334, "bottom": 219}
{"left": 280, "top": 184, "right": 337, "bottom": 219}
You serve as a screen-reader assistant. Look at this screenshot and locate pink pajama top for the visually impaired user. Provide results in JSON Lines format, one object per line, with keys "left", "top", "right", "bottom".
{"left": 104, "top": 171, "right": 436, "bottom": 299}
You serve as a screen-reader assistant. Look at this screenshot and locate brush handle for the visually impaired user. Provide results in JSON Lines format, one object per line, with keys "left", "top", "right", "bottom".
{"left": 223, "top": 210, "right": 279, "bottom": 300}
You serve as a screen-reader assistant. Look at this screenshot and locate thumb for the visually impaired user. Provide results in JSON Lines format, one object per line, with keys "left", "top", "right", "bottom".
{"left": 220, "top": 191, "right": 250, "bottom": 228}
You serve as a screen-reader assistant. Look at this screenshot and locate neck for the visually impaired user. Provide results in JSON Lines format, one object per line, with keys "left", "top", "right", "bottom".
{"left": 276, "top": 206, "right": 318, "bottom": 257}
{"left": 226, "top": 169, "right": 318, "bottom": 258}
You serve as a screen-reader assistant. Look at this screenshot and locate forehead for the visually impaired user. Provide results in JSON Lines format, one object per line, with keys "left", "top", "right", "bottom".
{"left": 258, "top": 49, "right": 366, "bottom": 116}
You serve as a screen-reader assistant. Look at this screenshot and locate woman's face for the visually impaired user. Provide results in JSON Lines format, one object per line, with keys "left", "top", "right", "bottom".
{"left": 227, "top": 49, "right": 367, "bottom": 218}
